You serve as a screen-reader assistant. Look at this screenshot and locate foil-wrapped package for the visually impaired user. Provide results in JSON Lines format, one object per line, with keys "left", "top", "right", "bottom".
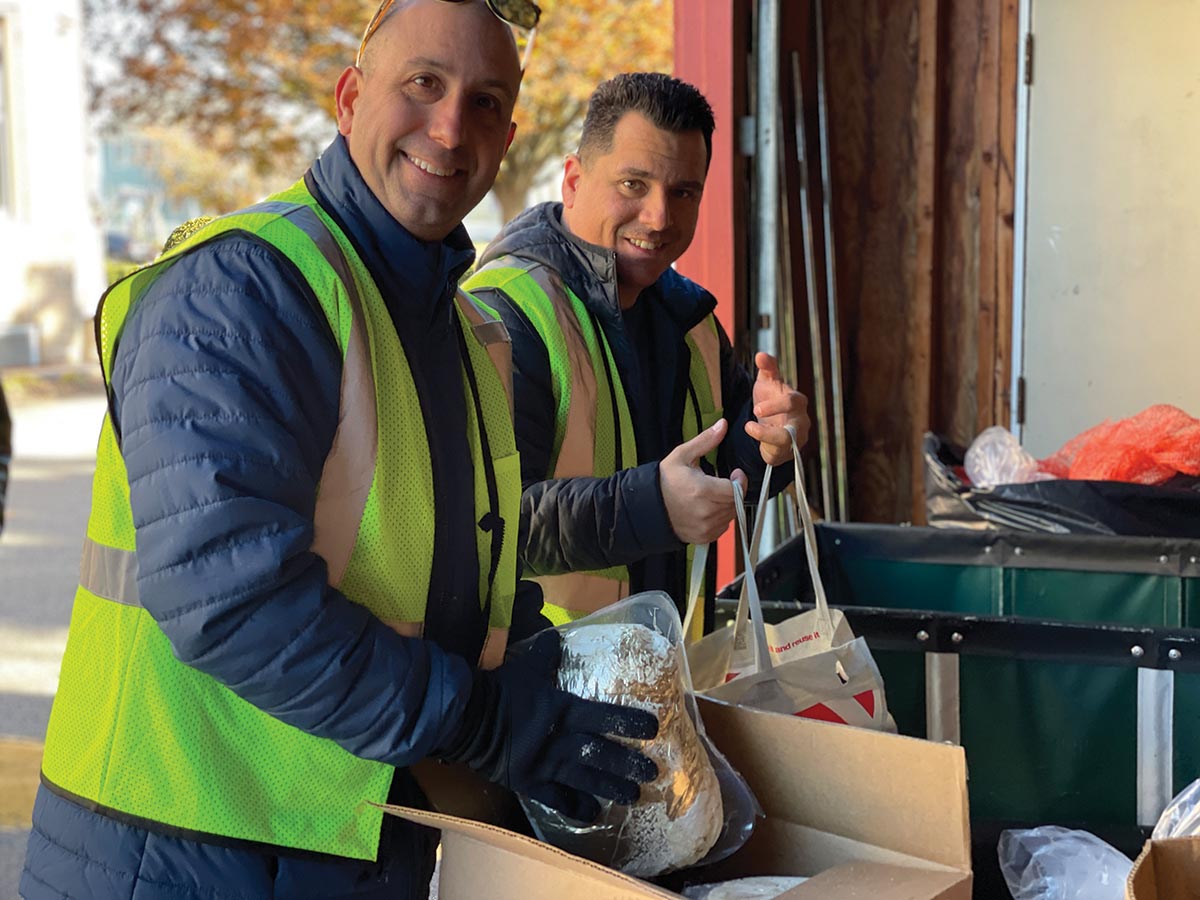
{"left": 518, "top": 592, "right": 760, "bottom": 879}
{"left": 556, "top": 622, "right": 723, "bottom": 876}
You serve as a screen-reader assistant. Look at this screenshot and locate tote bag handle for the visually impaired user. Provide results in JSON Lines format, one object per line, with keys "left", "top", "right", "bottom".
{"left": 682, "top": 478, "right": 772, "bottom": 672}
{"left": 683, "top": 425, "right": 832, "bottom": 646}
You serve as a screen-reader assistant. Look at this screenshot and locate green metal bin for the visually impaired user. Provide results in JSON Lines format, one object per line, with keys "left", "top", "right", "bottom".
{"left": 718, "top": 524, "right": 1200, "bottom": 894}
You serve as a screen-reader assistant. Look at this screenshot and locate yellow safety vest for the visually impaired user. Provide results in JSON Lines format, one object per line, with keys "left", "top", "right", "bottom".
{"left": 466, "top": 258, "right": 722, "bottom": 638}
{"left": 41, "top": 180, "right": 521, "bottom": 860}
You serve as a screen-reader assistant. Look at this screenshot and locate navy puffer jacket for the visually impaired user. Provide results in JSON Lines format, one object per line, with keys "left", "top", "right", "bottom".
{"left": 22, "top": 136, "right": 545, "bottom": 900}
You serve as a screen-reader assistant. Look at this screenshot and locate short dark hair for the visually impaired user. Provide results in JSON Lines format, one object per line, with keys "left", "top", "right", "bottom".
{"left": 578, "top": 73, "right": 715, "bottom": 167}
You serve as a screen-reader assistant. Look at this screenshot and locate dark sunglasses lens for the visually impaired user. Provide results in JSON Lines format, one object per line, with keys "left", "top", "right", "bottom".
{"left": 489, "top": 0, "right": 541, "bottom": 30}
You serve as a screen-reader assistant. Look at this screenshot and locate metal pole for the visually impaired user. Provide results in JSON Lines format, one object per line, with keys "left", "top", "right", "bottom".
{"left": 755, "top": 0, "right": 781, "bottom": 364}
{"left": 791, "top": 50, "right": 835, "bottom": 520}
{"left": 1011, "top": 0, "right": 1034, "bottom": 439}
{"left": 814, "top": 0, "right": 849, "bottom": 521}
{"left": 755, "top": 0, "right": 781, "bottom": 555}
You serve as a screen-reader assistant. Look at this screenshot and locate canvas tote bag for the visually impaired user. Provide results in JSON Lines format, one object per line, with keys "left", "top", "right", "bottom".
{"left": 684, "top": 427, "right": 894, "bottom": 730}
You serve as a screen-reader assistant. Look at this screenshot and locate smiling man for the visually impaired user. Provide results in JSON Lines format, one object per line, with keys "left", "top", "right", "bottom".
{"left": 20, "top": 4, "right": 662, "bottom": 899}
{"left": 466, "top": 73, "right": 811, "bottom": 635}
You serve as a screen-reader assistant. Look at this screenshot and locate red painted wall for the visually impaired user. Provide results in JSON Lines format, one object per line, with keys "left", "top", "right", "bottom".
{"left": 674, "top": 0, "right": 743, "bottom": 591}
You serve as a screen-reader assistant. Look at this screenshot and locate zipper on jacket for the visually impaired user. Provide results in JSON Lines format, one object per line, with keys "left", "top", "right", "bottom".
{"left": 453, "top": 318, "right": 504, "bottom": 622}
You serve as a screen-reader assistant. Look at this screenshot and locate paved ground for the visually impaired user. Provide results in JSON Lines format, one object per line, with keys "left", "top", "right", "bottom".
{"left": 0, "top": 366, "right": 107, "bottom": 898}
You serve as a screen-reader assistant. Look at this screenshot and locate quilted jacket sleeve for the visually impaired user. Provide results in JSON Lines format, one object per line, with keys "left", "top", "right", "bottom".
{"left": 110, "top": 237, "right": 473, "bottom": 767}
{"left": 469, "top": 285, "right": 682, "bottom": 578}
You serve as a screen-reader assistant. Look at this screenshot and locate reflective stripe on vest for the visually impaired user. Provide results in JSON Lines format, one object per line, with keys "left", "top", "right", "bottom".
{"left": 465, "top": 259, "right": 722, "bottom": 629}
{"left": 45, "top": 182, "right": 521, "bottom": 861}
{"left": 79, "top": 225, "right": 516, "bottom": 615}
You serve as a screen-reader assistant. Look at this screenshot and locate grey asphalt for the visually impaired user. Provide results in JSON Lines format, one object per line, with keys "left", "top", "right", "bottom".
{"left": 0, "top": 372, "right": 106, "bottom": 899}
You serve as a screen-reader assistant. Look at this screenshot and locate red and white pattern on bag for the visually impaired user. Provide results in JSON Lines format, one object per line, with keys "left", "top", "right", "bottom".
{"left": 769, "top": 628, "right": 824, "bottom": 655}
{"left": 795, "top": 689, "right": 882, "bottom": 728}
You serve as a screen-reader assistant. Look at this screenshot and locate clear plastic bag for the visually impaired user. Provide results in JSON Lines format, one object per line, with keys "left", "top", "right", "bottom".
{"left": 1153, "top": 777, "right": 1200, "bottom": 838}
{"left": 997, "top": 826, "right": 1132, "bottom": 900}
{"left": 965, "top": 426, "right": 1048, "bottom": 488}
{"left": 681, "top": 875, "right": 808, "bottom": 899}
{"left": 516, "top": 591, "right": 762, "bottom": 878}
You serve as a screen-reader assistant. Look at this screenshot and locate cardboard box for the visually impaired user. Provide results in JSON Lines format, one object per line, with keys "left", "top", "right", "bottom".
{"left": 382, "top": 697, "right": 971, "bottom": 899}
{"left": 1126, "top": 836, "right": 1200, "bottom": 899}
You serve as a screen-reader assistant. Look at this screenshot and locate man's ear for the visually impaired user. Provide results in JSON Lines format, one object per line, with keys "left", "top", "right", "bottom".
{"left": 561, "top": 154, "right": 583, "bottom": 209}
{"left": 334, "top": 66, "right": 363, "bottom": 137}
{"left": 504, "top": 122, "right": 517, "bottom": 155}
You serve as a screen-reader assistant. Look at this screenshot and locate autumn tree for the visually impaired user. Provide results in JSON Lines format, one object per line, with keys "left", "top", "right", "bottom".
{"left": 492, "top": 1, "right": 672, "bottom": 221}
{"left": 86, "top": 0, "right": 672, "bottom": 222}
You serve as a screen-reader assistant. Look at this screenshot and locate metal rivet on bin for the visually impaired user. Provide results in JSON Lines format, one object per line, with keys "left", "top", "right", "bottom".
{"left": 1013, "top": 546, "right": 1024, "bottom": 556}
{"left": 916, "top": 630, "right": 930, "bottom": 642}
{"left": 835, "top": 538, "right": 842, "bottom": 546}
{"left": 1131, "top": 645, "right": 1145, "bottom": 658}
{"left": 951, "top": 632, "right": 964, "bottom": 644}
{"left": 1159, "top": 555, "right": 1170, "bottom": 564}
{"left": 984, "top": 545, "right": 993, "bottom": 554}
{"left": 1191, "top": 556, "right": 1198, "bottom": 565}
{"left": 1169, "top": 649, "right": 1183, "bottom": 661}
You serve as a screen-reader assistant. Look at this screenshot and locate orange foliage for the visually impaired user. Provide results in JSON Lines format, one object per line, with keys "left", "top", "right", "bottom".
{"left": 86, "top": 0, "right": 673, "bottom": 219}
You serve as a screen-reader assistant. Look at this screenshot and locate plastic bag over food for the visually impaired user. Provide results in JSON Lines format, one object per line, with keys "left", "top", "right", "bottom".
{"left": 965, "top": 426, "right": 1048, "bottom": 488}
{"left": 681, "top": 875, "right": 809, "bottom": 899}
{"left": 1153, "top": 777, "right": 1200, "bottom": 839}
{"left": 997, "top": 826, "right": 1131, "bottom": 900}
{"left": 516, "top": 591, "right": 762, "bottom": 878}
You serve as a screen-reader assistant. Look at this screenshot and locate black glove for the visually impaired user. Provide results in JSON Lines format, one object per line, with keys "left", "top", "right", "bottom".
{"left": 437, "top": 629, "right": 660, "bottom": 823}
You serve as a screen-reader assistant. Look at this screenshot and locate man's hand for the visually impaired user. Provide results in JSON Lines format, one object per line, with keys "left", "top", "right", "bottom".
{"left": 660, "top": 419, "right": 748, "bottom": 545}
{"left": 744, "top": 352, "right": 811, "bottom": 466}
{"left": 439, "top": 630, "right": 660, "bottom": 823}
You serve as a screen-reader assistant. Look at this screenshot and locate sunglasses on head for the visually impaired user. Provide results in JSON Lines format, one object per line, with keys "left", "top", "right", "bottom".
{"left": 357, "top": 0, "right": 542, "bottom": 71}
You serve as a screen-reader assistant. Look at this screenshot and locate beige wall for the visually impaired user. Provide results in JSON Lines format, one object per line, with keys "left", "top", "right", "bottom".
{"left": 0, "top": 0, "right": 104, "bottom": 366}
{"left": 1020, "top": 0, "right": 1200, "bottom": 456}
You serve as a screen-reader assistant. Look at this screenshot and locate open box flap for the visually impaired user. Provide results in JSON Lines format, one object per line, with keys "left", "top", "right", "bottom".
{"left": 696, "top": 697, "right": 971, "bottom": 872}
{"left": 784, "top": 860, "right": 970, "bottom": 900}
{"left": 1127, "top": 837, "right": 1200, "bottom": 899}
{"left": 377, "top": 804, "right": 677, "bottom": 898}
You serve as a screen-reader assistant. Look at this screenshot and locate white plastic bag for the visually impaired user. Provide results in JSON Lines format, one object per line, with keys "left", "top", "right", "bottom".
{"left": 681, "top": 875, "right": 809, "bottom": 899}
{"left": 965, "top": 425, "right": 1047, "bottom": 488}
{"left": 997, "top": 826, "right": 1132, "bottom": 900}
{"left": 1153, "top": 777, "right": 1200, "bottom": 838}
{"left": 685, "top": 427, "right": 893, "bottom": 731}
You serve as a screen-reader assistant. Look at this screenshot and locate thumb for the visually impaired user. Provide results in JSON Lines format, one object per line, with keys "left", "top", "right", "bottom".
{"left": 669, "top": 418, "right": 727, "bottom": 467}
{"left": 730, "top": 468, "right": 748, "bottom": 495}
{"left": 520, "top": 629, "right": 563, "bottom": 679}
{"left": 755, "top": 352, "right": 782, "bottom": 382}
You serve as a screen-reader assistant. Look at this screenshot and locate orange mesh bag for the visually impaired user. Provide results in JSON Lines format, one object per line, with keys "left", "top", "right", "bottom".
{"left": 1039, "top": 405, "right": 1200, "bottom": 485}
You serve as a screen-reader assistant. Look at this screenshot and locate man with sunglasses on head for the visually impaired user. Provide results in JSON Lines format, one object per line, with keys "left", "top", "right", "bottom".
{"left": 466, "top": 73, "right": 811, "bottom": 636}
{"left": 22, "top": 3, "right": 659, "bottom": 898}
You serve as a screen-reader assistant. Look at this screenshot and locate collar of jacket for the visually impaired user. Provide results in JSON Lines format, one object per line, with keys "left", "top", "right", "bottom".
{"left": 479, "top": 201, "right": 716, "bottom": 332}
{"left": 309, "top": 136, "right": 477, "bottom": 326}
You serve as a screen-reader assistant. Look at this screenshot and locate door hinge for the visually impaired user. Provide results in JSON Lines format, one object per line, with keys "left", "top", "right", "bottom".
{"left": 1016, "top": 376, "right": 1027, "bottom": 425}
{"left": 738, "top": 116, "right": 757, "bottom": 156}
{"left": 1024, "top": 33, "right": 1034, "bottom": 86}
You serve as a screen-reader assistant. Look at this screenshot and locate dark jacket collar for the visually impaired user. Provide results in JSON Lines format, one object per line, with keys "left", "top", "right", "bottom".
{"left": 479, "top": 202, "right": 715, "bottom": 330}
{"left": 308, "top": 136, "right": 476, "bottom": 323}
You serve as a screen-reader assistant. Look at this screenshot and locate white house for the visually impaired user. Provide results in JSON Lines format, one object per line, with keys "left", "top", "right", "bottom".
{"left": 0, "top": 0, "right": 104, "bottom": 367}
